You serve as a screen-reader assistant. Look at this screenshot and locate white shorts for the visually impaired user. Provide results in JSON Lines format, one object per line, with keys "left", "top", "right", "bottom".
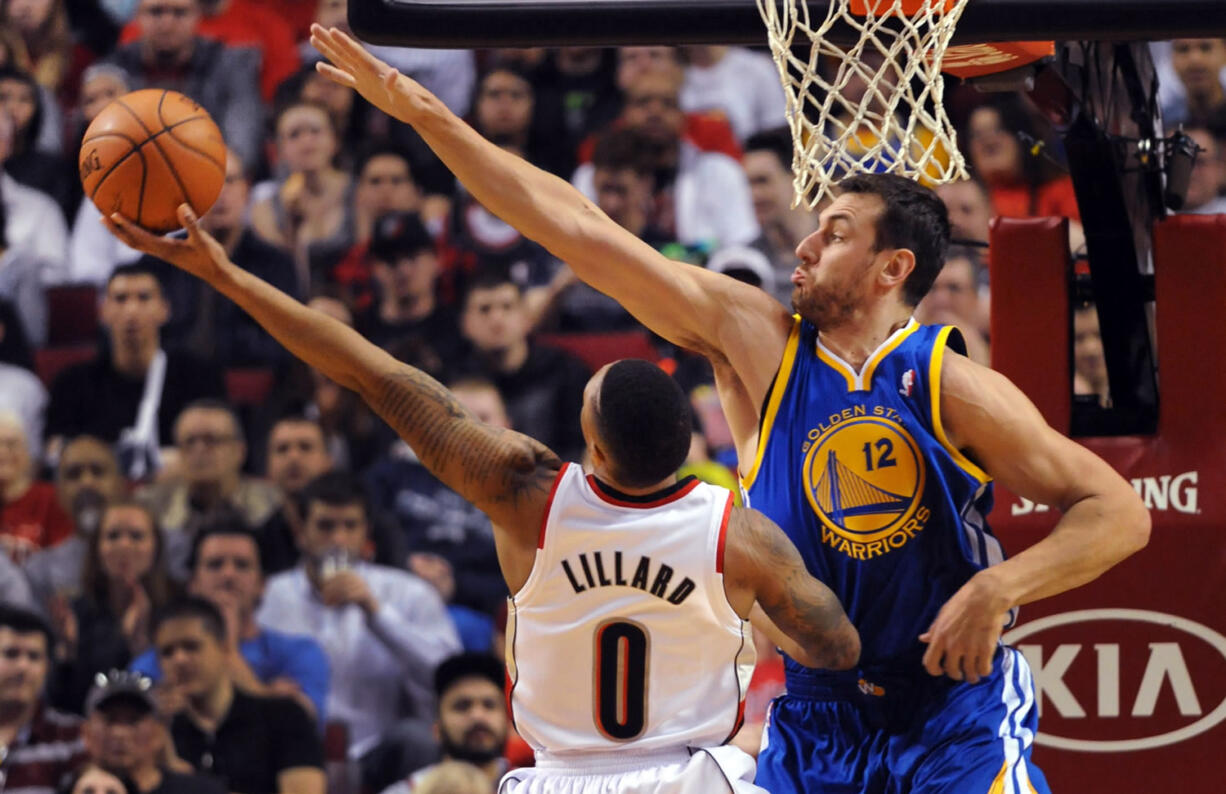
{"left": 498, "top": 745, "right": 767, "bottom": 794}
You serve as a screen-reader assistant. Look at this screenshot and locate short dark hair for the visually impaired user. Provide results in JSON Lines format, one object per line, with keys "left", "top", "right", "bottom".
{"left": 592, "top": 127, "right": 655, "bottom": 177}
{"left": 433, "top": 652, "right": 504, "bottom": 700}
{"left": 175, "top": 398, "right": 243, "bottom": 439}
{"left": 596, "top": 359, "right": 692, "bottom": 488}
{"left": 187, "top": 515, "right": 263, "bottom": 574}
{"left": 151, "top": 597, "right": 226, "bottom": 646}
{"left": 107, "top": 261, "right": 165, "bottom": 294}
{"left": 0, "top": 604, "right": 54, "bottom": 655}
{"left": 353, "top": 141, "right": 415, "bottom": 182}
{"left": 298, "top": 471, "right": 371, "bottom": 524}
{"left": 743, "top": 126, "right": 793, "bottom": 172}
{"left": 836, "top": 173, "right": 950, "bottom": 306}
{"left": 461, "top": 267, "right": 522, "bottom": 312}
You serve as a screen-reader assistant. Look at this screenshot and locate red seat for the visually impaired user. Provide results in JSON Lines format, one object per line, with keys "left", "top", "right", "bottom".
{"left": 45, "top": 284, "right": 99, "bottom": 346}
{"left": 224, "top": 368, "right": 275, "bottom": 406}
{"left": 535, "top": 330, "right": 658, "bottom": 373}
{"left": 35, "top": 344, "right": 97, "bottom": 387}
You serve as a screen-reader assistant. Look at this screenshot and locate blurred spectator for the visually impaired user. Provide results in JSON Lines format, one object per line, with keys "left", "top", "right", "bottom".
{"left": 152, "top": 147, "right": 300, "bottom": 367}
{"left": 256, "top": 472, "right": 460, "bottom": 787}
{"left": 250, "top": 100, "right": 352, "bottom": 289}
{"left": 49, "top": 499, "right": 175, "bottom": 714}
{"left": 457, "top": 271, "right": 589, "bottom": 462}
{"left": 706, "top": 245, "right": 777, "bottom": 299}
{"left": 1074, "top": 303, "right": 1110, "bottom": 408}
{"left": 966, "top": 95, "right": 1081, "bottom": 222}
{"left": 366, "top": 378, "right": 507, "bottom": 620}
{"left": 301, "top": 0, "right": 475, "bottom": 118}
{"left": 680, "top": 46, "right": 786, "bottom": 142}
{"left": 0, "top": 413, "right": 73, "bottom": 564}
{"left": 0, "top": 300, "right": 46, "bottom": 452}
{"left": 0, "top": 108, "right": 68, "bottom": 282}
{"left": 741, "top": 126, "right": 817, "bottom": 304}
{"left": 82, "top": 671, "right": 224, "bottom": 794}
{"left": 1181, "top": 126, "right": 1226, "bottom": 214}
{"left": 410, "top": 761, "right": 494, "bottom": 794}
{"left": 470, "top": 63, "right": 562, "bottom": 176}
{"left": 0, "top": 604, "right": 86, "bottom": 792}
{"left": 525, "top": 47, "right": 620, "bottom": 179}
{"left": 935, "top": 177, "right": 993, "bottom": 244}
{"left": 0, "top": 178, "right": 50, "bottom": 347}
{"left": 105, "top": 0, "right": 262, "bottom": 167}
{"left": 914, "top": 248, "right": 991, "bottom": 366}
{"left": 23, "top": 436, "right": 125, "bottom": 610}
{"left": 118, "top": 0, "right": 299, "bottom": 102}
{"left": 152, "top": 597, "right": 325, "bottom": 794}
{"left": 0, "top": 0, "right": 70, "bottom": 151}
{"left": 328, "top": 144, "right": 426, "bottom": 311}
{"left": 379, "top": 653, "right": 507, "bottom": 794}
{"left": 277, "top": 62, "right": 374, "bottom": 173}
{"left": 45, "top": 263, "right": 225, "bottom": 479}
{"left": 356, "top": 211, "right": 464, "bottom": 363}
{"left": 1165, "top": 38, "right": 1226, "bottom": 127}
{"left": 68, "top": 64, "right": 144, "bottom": 286}
{"left": 1, "top": 547, "right": 37, "bottom": 608}
{"left": 129, "top": 523, "right": 329, "bottom": 722}
{"left": 574, "top": 62, "right": 759, "bottom": 248}
{"left": 260, "top": 414, "right": 405, "bottom": 574}
{"left": 138, "top": 400, "right": 281, "bottom": 576}
{"left": 0, "top": 65, "right": 74, "bottom": 220}
{"left": 58, "top": 765, "right": 139, "bottom": 794}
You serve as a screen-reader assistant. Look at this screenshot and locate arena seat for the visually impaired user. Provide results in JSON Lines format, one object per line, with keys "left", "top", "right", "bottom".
{"left": 44, "top": 284, "right": 99, "bottom": 346}
{"left": 535, "top": 330, "right": 658, "bottom": 373}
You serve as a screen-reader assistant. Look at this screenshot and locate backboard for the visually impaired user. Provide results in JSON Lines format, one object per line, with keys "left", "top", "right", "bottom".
{"left": 349, "top": 0, "right": 1226, "bottom": 48}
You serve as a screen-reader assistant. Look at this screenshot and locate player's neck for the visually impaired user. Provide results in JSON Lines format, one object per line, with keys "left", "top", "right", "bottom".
{"left": 596, "top": 469, "right": 678, "bottom": 497}
{"left": 817, "top": 307, "right": 912, "bottom": 372}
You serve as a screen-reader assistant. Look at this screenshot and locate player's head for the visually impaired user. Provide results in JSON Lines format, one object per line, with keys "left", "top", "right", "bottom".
{"left": 432, "top": 653, "right": 507, "bottom": 765}
{"left": 581, "top": 359, "right": 692, "bottom": 489}
{"left": 792, "top": 173, "right": 949, "bottom": 326}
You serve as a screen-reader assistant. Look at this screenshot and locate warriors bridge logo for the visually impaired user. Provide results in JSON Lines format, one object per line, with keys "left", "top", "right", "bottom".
{"left": 802, "top": 407, "right": 929, "bottom": 560}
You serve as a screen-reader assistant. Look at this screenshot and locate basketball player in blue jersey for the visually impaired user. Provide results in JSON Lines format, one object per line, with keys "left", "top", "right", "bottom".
{"left": 304, "top": 26, "right": 1152, "bottom": 794}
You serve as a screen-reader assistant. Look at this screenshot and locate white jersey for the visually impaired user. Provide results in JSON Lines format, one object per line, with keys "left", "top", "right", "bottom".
{"left": 506, "top": 463, "right": 755, "bottom": 758}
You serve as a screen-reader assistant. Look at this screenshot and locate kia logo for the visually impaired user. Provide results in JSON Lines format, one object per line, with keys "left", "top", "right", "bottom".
{"left": 1003, "top": 609, "right": 1226, "bottom": 752}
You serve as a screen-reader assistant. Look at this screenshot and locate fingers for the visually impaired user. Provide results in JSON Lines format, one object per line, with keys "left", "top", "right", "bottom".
{"left": 104, "top": 212, "right": 171, "bottom": 257}
{"left": 177, "top": 203, "right": 203, "bottom": 242}
{"left": 315, "top": 61, "right": 357, "bottom": 88}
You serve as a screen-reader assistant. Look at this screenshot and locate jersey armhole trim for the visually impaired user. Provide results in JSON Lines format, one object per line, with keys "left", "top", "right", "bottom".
{"left": 715, "top": 493, "right": 735, "bottom": 574}
{"left": 930, "top": 326, "right": 992, "bottom": 484}
{"left": 740, "top": 317, "right": 802, "bottom": 490}
{"left": 539, "top": 462, "right": 570, "bottom": 549}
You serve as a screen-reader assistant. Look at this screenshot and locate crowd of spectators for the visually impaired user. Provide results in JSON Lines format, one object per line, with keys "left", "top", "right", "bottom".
{"left": 0, "top": 0, "right": 1222, "bottom": 787}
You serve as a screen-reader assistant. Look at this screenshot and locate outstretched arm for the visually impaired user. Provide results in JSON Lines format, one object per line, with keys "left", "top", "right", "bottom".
{"left": 104, "top": 207, "right": 560, "bottom": 556}
{"left": 920, "top": 352, "right": 1151, "bottom": 682}
{"left": 308, "top": 26, "right": 791, "bottom": 400}
{"left": 723, "top": 506, "right": 859, "bottom": 670}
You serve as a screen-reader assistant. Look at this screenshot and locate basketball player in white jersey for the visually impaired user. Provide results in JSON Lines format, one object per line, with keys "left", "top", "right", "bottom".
{"left": 103, "top": 205, "right": 860, "bottom": 793}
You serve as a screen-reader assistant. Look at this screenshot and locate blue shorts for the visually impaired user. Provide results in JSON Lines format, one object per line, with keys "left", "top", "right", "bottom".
{"left": 756, "top": 647, "right": 1049, "bottom": 794}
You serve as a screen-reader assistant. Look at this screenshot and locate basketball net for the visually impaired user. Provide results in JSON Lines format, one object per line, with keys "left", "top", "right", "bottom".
{"left": 758, "top": 0, "right": 971, "bottom": 208}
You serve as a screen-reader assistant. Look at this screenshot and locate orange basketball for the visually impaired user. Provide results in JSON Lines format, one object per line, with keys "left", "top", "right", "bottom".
{"left": 79, "top": 89, "right": 226, "bottom": 233}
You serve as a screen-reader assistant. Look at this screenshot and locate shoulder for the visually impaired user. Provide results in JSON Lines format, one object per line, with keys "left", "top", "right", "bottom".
{"left": 261, "top": 568, "right": 308, "bottom": 601}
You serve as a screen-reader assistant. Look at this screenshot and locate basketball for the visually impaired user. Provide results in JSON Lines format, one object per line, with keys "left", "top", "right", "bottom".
{"left": 79, "top": 89, "right": 226, "bottom": 233}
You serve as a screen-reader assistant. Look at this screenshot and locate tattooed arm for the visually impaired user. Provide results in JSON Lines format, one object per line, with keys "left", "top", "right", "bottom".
{"left": 102, "top": 207, "right": 560, "bottom": 579}
{"left": 722, "top": 506, "right": 859, "bottom": 670}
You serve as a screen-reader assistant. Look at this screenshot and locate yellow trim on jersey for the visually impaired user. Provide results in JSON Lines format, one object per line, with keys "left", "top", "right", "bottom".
{"left": 987, "top": 760, "right": 1009, "bottom": 794}
{"left": 929, "top": 325, "right": 992, "bottom": 484}
{"left": 815, "top": 346, "right": 857, "bottom": 391}
{"left": 859, "top": 318, "right": 920, "bottom": 391}
{"left": 740, "top": 318, "right": 802, "bottom": 491}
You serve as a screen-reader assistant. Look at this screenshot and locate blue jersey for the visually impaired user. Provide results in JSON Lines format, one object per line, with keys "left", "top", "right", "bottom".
{"left": 743, "top": 317, "right": 1010, "bottom": 679}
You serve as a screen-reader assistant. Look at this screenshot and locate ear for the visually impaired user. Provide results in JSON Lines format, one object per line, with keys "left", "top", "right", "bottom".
{"left": 879, "top": 248, "right": 916, "bottom": 293}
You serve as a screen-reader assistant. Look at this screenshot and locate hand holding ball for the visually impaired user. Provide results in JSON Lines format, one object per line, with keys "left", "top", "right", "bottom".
{"left": 80, "top": 89, "right": 226, "bottom": 233}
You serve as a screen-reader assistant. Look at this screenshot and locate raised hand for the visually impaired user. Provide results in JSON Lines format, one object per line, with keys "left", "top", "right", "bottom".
{"left": 103, "top": 204, "right": 230, "bottom": 284}
{"left": 309, "top": 24, "right": 422, "bottom": 123}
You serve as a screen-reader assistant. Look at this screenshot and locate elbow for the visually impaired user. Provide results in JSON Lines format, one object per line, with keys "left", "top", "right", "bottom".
{"left": 803, "top": 623, "right": 860, "bottom": 671}
{"left": 1125, "top": 496, "right": 1152, "bottom": 557}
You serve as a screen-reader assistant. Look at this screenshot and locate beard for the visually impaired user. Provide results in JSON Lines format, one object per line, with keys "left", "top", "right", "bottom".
{"left": 441, "top": 726, "right": 505, "bottom": 765}
{"left": 792, "top": 279, "right": 862, "bottom": 330}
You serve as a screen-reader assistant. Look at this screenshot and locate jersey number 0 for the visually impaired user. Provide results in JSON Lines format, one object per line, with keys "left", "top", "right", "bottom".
{"left": 593, "top": 619, "right": 649, "bottom": 740}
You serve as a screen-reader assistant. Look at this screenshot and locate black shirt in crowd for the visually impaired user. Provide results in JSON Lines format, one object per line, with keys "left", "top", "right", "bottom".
{"left": 147, "top": 769, "right": 227, "bottom": 794}
{"left": 170, "top": 688, "right": 323, "bottom": 794}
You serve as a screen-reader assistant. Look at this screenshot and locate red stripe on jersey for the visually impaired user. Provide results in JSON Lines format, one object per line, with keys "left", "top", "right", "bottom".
{"left": 715, "top": 493, "right": 734, "bottom": 574}
{"left": 538, "top": 463, "right": 570, "bottom": 549}
{"left": 586, "top": 474, "right": 700, "bottom": 508}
